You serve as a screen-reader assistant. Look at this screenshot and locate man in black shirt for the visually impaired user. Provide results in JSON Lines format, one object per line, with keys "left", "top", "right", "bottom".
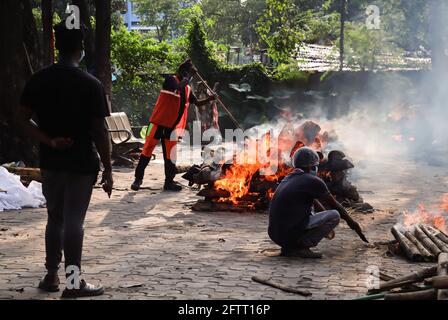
{"left": 17, "top": 22, "right": 112, "bottom": 298}
{"left": 269, "top": 147, "right": 342, "bottom": 258}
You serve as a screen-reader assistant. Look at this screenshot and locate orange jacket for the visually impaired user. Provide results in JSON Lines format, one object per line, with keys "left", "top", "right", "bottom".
{"left": 149, "top": 76, "right": 191, "bottom": 131}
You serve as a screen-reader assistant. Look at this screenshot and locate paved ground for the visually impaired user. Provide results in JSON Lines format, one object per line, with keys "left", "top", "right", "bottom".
{"left": 0, "top": 148, "right": 447, "bottom": 300}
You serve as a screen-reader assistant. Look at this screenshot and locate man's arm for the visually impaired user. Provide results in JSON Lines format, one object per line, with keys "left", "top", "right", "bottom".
{"left": 90, "top": 118, "right": 113, "bottom": 197}
{"left": 317, "top": 194, "right": 369, "bottom": 243}
{"left": 15, "top": 106, "right": 73, "bottom": 150}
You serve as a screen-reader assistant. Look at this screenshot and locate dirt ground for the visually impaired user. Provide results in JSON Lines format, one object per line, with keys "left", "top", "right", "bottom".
{"left": 0, "top": 147, "right": 447, "bottom": 300}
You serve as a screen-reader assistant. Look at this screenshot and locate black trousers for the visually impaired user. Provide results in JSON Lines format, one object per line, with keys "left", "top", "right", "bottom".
{"left": 134, "top": 140, "right": 177, "bottom": 183}
{"left": 41, "top": 170, "right": 97, "bottom": 276}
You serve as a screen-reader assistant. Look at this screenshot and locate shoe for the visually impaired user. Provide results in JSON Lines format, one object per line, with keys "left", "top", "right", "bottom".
{"left": 131, "top": 178, "right": 143, "bottom": 191}
{"left": 163, "top": 181, "right": 182, "bottom": 192}
{"left": 61, "top": 279, "right": 104, "bottom": 298}
{"left": 38, "top": 274, "right": 60, "bottom": 292}
{"left": 281, "top": 247, "right": 323, "bottom": 259}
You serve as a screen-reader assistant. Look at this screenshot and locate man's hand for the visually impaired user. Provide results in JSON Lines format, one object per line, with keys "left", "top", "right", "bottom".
{"left": 208, "top": 93, "right": 219, "bottom": 101}
{"left": 50, "top": 137, "right": 74, "bottom": 150}
{"left": 101, "top": 169, "right": 113, "bottom": 198}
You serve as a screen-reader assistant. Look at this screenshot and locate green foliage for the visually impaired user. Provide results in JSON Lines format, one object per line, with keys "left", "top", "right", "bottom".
{"left": 272, "top": 63, "right": 311, "bottom": 82}
{"left": 111, "top": 25, "right": 182, "bottom": 124}
{"left": 133, "top": 0, "right": 199, "bottom": 42}
{"left": 343, "top": 22, "right": 402, "bottom": 71}
{"left": 256, "top": 0, "right": 304, "bottom": 64}
{"left": 186, "top": 17, "right": 225, "bottom": 80}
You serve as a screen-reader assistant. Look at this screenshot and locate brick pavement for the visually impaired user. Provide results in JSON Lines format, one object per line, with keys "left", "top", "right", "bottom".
{"left": 0, "top": 150, "right": 447, "bottom": 300}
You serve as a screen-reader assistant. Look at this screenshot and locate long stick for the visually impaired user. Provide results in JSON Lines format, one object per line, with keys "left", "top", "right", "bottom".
{"left": 195, "top": 72, "right": 243, "bottom": 130}
{"left": 251, "top": 276, "right": 312, "bottom": 297}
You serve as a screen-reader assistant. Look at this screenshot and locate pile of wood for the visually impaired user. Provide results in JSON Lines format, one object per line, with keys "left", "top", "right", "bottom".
{"left": 191, "top": 186, "right": 271, "bottom": 213}
{"left": 390, "top": 224, "right": 448, "bottom": 262}
{"left": 365, "top": 253, "right": 448, "bottom": 300}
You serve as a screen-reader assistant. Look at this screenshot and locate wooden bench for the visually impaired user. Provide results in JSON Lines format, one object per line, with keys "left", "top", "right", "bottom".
{"left": 105, "top": 112, "right": 154, "bottom": 166}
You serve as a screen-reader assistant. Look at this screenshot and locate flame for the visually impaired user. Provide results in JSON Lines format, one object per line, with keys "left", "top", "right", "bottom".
{"left": 403, "top": 195, "right": 448, "bottom": 234}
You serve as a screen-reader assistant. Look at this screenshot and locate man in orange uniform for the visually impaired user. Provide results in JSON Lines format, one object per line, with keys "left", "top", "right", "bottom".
{"left": 131, "top": 59, "right": 216, "bottom": 191}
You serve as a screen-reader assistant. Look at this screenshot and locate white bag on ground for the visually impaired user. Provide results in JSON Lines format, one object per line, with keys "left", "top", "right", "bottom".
{"left": 0, "top": 166, "right": 46, "bottom": 212}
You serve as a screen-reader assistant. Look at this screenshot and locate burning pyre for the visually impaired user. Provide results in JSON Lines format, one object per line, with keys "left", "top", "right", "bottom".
{"left": 184, "top": 120, "right": 372, "bottom": 213}
{"left": 389, "top": 195, "right": 448, "bottom": 262}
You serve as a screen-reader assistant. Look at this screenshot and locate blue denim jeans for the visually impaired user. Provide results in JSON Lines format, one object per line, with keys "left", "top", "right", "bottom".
{"left": 296, "top": 210, "right": 341, "bottom": 248}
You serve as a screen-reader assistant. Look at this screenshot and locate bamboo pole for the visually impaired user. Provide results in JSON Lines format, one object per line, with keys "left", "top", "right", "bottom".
{"left": 391, "top": 226, "right": 423, "bottom": 261}
{"left": 437, "top": 253, "right": 448, "bottom": 300}
{"left": 414, "top": 225, "right": 442, "bottom": 256}
{"left": 195, "top": 72, "right": 243, "bottom": 130}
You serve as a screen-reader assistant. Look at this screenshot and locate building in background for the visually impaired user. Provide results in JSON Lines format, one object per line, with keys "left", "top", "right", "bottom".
{"left": 122, "top": 0, "right": 155, "bottom": 32}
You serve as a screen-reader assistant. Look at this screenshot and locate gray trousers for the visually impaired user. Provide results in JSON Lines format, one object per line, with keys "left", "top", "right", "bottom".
{"left": 41, "top": 170, "right": 97, "bottom": 276}
{"left": 296, "top": 210, "right": 341, "bottom": 248}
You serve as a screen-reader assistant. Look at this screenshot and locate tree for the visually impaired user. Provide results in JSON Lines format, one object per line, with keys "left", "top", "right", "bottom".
{"left": 134, "top": 0, "right": 198, "bottom": 42}
{"left": 0, "top": 0, "right": 41, "bottom": 165}
{"left": 256, "top": 0, "right": 304, "bottom": 63}
{"left": 95, "top": 0, "right": 112, "bottom": 102}
{"left": 41, "top": 0, "right": 53, "bottom": 66}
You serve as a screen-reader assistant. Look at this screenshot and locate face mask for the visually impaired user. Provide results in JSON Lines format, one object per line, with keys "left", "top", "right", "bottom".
{"left": 79, "top": 50, "right": 85, "bottom": 63}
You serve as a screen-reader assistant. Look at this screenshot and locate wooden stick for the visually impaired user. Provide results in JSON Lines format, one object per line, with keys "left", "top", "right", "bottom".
{"left": 425, "top": 276, "right": 448, "bottom": 289}
{"left": 374, "top": 267, "right": 437, "bottom": 293}
{"left": 385, "top": 288, "right": 437, "bottom": 300}
{"left": 391, "top": 226, "right": 423, "bottom": 261}
{"left": 251, "top": 276, "right": 312, "bottom": 297}
{"left": 414, "top": 225, "right": 442, "bottom": 256}
{"left": 403, "top": 229, "right": 433, "bottom": 261}
{"left": 195, "top": 72, "right": 243, "bottom": 130}
{"left": 437, "top": 253, "right": 448, "bottom": 300}
{"left": 421, "top": 225, "right": 448, "bottom": 253}
{"left": 426, "top": 225, "right": 448, "bottom": 245}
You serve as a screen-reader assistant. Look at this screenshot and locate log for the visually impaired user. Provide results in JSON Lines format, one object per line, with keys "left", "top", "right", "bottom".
{"left": 4, "top": 166, "right": 41, "bottom": 182}
{"left": 426, "top": 225, "right": 448, "bottom": 245}
{"left": 391, "top": 226, "right": 423, "bottom": 261}
{"left": 197, "top": 188, "right": 230, "bottom": 199}
{"left": 425, "top": 276, "right": 448, "bottom": 289}
{"left": 414, "top": 225, "right": 442, "bottom": 256}
{"left": 403, "top": 229, "right": 434, "bottom": 261}
{"left": 437, "top": 253, "right": 448, "bottom": 300}
{"left": 373, "top": 267, "right": 438, "bottom": 293}
{"left": 385, "top": 289, "right": 437, "bottom": 300}
{"left": 421, "top": 225, "right": 448, "bottom": 253}
{"left": 251, "top": 276, "right": 312, "bottom": 297}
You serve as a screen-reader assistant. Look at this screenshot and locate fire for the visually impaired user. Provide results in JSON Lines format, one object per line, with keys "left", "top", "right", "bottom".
{"left": 214, "top": 120, "right": 326, "bottom": 205}
{"left": 403, "top": 195, "right": 448, "bottom": 234}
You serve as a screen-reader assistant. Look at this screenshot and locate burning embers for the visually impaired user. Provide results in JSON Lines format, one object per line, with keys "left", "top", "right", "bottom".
{"left": 185, "top": 120, "right": 372, "bottom": 213}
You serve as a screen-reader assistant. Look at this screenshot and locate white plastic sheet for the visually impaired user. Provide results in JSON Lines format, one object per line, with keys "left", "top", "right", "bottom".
{"left": 0, "top": 167, "right": 45, "bottom": 212}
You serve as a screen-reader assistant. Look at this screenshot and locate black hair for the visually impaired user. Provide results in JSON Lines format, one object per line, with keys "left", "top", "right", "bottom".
{"left": 177, "top": 59, "right": 194, "bottom": 75}
{"left": 54, "top": 20, "right": 84, "bottom": 55}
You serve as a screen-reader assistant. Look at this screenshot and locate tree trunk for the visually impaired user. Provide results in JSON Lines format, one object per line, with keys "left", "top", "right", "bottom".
{"left": 339, "top": 0, "right": 346, "bottom": 71}
{"left": 41, "top": 0, "right": 53, "bottom": 66}
{"left": 94, "top": 0, "right": 112, "bottom": 108}
{"left": 429, "top": 0, "right": 448, "bottom": 73}
{"left": 73, "top": 0, "right": 95, "bottom": 72}
{"left": 0, "top": 0, "right": 40, "bottom": 166}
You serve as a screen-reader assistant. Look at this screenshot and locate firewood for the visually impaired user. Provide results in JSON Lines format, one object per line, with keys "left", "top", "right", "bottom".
{"left": 425, "top": 276, "right": 448, "bottom": 289}
{"left": 4, "top": 166, "right": 41, "bottom": 182}
{"left": 384, "top": 289, "right": 437, "bottom": 300}
{"left": 403, "top": 229, "right": 434, "bottom": 261}
{"left": 420, "top": 225, "right": 448, "bottom": 253}
{"left": 437, "top": 253, "right": 448, "bottom": 300}
{"left": 391, "top": 226, "right": 423, "bottom": 261}
{"left": 197, "top": 188, "right": 230, "bottom": 199}
{"left": 414, "top": 225, "right": 442, "bottom": 256}
{"left": 251, "top": 276, "right": 312, "bottom": 297}
{"left": 373, "top": 267, "right": 438, "bottom": 293}
{"left": 426, "top": 225, "right": 448, "bottom": 245}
